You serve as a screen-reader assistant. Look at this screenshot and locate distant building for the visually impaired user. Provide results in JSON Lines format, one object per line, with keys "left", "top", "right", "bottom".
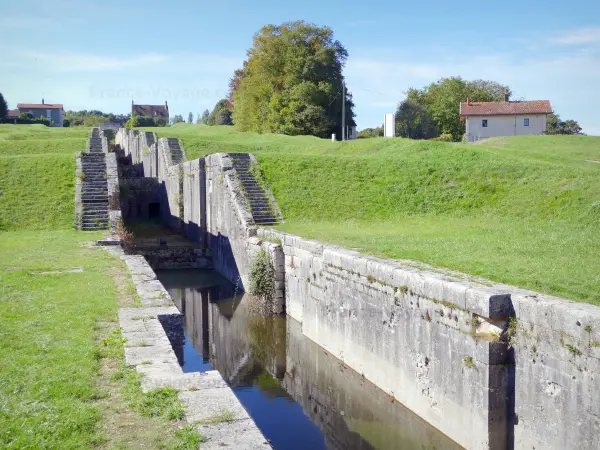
{"left": 460, "top": 90, "right": 552, "bottom": 142}
{"left": 7, "top": 109, "right": 19, "bottom": 120}
{"left": 16, "top": 99, "right": 64, "bottom": 126}
{"left": 132, "top": 101, "right": 169, "bottom": 123}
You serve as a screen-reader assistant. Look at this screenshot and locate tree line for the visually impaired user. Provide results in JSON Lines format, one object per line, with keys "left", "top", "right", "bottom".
{"left": 379, "top": 77, "right": 583, "bottom": 141}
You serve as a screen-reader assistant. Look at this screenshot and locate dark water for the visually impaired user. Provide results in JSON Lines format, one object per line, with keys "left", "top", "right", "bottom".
{"left": 156, "top": 269, "right": 462, "bottom": 450}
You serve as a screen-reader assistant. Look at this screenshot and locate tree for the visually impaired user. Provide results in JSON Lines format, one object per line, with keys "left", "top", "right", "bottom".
{"left": 200, "top": 109, "right": 210, "bottom": 124}
{"left": 0, "top": 93, "right": 7, "bottom": 121}
{"left": 395, "top": 100, "right": 437, "bottom": 139}
{"left": 188, "top": 112, "right": 193, "bottom": 124}
{"left": 357, "top": 126, "right": 384, "bottom": 138}
{"left": 207, "top": 99, "right": 233, "bottom": 126}
{"left": 546, "top": 113, "right": 583, "bottom": 135}
{"left": 230, "top": 21, "right": 355, "bottom": 138}
{"left": 154, "top": 117, "right": 167, "bottom": 127}
{"left": 171, "top": 114, "right": 185, "bottom": 125}
{"left": 406, "top": 77, "right": 510, "bottom": 141}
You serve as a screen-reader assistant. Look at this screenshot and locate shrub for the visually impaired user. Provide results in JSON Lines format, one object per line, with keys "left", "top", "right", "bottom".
{"left": 431, "top": 133, "right": 453, "bottom": 142}
{"left": 62, "top": 119, "right": 70, "bottom": 127}
{"left": 249, "top": 249, "right": 274, "bottom": 301}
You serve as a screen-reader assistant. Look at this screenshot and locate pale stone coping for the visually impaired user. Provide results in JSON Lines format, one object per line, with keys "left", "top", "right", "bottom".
{"left": 255, "top": 228, "right": 600, "bottom": 342}
{"left": 113, "top": 249, "right": 270, "bottom": 448}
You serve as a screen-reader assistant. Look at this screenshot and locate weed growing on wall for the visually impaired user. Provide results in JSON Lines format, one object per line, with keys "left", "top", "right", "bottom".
{"left": 249, "top": 248, "right": 274, "bottom": 302}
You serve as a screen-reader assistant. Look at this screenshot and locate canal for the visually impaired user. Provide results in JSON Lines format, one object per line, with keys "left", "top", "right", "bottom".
{"left": 156, "top": 269, "right": 462, "bottom": 450}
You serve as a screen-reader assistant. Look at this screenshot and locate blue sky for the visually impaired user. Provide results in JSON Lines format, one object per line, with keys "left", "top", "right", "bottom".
{"left": 1, "top": 0, "right": 599, "bottom": 134}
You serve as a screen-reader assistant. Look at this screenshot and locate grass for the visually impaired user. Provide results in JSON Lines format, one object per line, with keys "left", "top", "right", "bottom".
{"left": 197, "top": 409, "right": 237, "bottom": 425}
{"left": 144, "top": 124, "right": 600, "bottom": 305}
{"left": 0, "top": 125, "right": 203, "bottom": 448}
{"left": 0, "top": 230, "right": 116, "bottom": 448}
{"left": 0, "top": 125, "right": 88, "bottom": 231}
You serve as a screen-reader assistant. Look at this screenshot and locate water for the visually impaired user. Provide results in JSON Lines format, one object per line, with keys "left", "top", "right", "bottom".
{"left": 156, "top": 269, "right": 462, "bottom": 450}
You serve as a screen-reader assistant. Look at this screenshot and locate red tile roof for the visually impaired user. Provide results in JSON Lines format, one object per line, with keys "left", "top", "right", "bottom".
{"left": 460, "top": 100, "right": 552, "bottom": 117}
{"left": 7, "top": 109, "right": 19, "bottom": 118}
{"left": 18, "top": 103, "right": 64, "bottom": 110}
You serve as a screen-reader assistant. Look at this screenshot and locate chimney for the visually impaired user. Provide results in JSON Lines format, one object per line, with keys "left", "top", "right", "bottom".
{"left": 42, "top": 98, "right": 44, "bottom": 105}
{"left": 466, "top": 97, "right": 470, "bottom": 105}
{"left": 165, "top": 101, "right": 168, "bottom": 108}
{"left": 504, "top": 88, "right": 509, "bottom": 102}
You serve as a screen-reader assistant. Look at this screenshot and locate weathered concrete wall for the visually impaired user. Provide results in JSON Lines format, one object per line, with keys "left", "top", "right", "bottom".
{"left": 509, "top": 296, "right": 600, "bottom": 449}
{"left": 258, "top": 228, "right": 509, "bottom": 450}
{"left": 283, "top": 317, "right": 464, "bottom": 450}
{"left": 132, "top": 246, "right": 211, "bottom": 270}
{"left": 255, "top": 228, "right": 600, "bottom": 450}
{"left": 205, "top": 153, "right": 284, "bottom": 313}
{"left": 183, "top": 159, "right": 206, "bottom": 245}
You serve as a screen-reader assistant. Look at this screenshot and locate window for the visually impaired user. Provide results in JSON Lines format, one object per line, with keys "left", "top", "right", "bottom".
{"left": 482, "top": 119, "right": 488, "bottom": 128}
{"left": 524, "top": 118, "right": 530, "bottom": 127}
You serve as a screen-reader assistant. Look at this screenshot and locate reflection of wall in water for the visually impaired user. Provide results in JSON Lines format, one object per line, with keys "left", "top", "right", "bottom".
{"left": 168, "top": 287, "right": 210, "bottom": 365}
{"left": 207, "top": 293, "right": 286, "bottom": 386}
{"left": 283, "top": 318, "right": 463, "bottom": 450}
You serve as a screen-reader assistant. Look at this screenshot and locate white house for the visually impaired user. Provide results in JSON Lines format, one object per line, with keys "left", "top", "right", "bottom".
{"left": 460, "top": 91, "right": 552, "bottom": 142}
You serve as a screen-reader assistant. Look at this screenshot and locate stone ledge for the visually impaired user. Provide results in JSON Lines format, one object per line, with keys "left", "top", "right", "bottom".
{"left": 111, "top": 245, "right": 270, "bottom": 448}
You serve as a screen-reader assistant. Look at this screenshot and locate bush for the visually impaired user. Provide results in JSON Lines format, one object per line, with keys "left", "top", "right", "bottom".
{"left": 125, "top": 115, "right": 158, "bottom": 128}
{"left": 249, "top": 249, "right": 274, "bottom": 301}
{"left": 62, "top": 119, "right": 70, "bottom": 127}
{"left": 431, "top": 133, "right": 453, "bottom": 142}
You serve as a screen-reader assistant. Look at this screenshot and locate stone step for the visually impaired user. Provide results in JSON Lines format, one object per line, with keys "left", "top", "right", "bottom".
{"left": 81, "top": 194, "right": 107, "bottom": 198}
{"left": 81, "top": 226, "right": 109, "bottom": 231}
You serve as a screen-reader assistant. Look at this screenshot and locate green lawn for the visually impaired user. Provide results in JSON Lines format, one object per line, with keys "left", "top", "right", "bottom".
{"left": 0, "top": 125, "right": 200, "bottom": 448}
{"left": 147, "top": 124, "right": 600, "bottom": 304}
{"left": 0, "top": 230, "right": 115, "bottom": 448}
{"left": 0, "top": 125, "right": 87, "bottom": 231}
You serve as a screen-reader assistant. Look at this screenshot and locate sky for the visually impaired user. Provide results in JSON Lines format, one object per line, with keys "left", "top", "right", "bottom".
{"left": 1, "top": 0, "right": 599, "bottom": 134}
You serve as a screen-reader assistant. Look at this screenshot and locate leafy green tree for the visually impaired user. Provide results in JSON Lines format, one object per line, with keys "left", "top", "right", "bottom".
{"left": 406, "top": 77, "right": 509, "bottom": 141}
{"left": 547, "top": 113, "right": 583, "bottom": 135}
{"left": 231, "top": 21, "right": 355, "bottom": 138}
{"left": 395, "top": 100, "right": 437, "bottom": 139}
{"left": 171, "top": 114, "right": 185, "bottom": 125}
{"left": 357, "top": 126, "right": 384, "bottom": 138}
{"left": 0, "top": 93, "right": 8, "bottom": 121}
{"left": 207, "top": 99, "right": 232, "bottom": 126}
{"left": 200, "top": 109, "right": 210, "bottom": 124}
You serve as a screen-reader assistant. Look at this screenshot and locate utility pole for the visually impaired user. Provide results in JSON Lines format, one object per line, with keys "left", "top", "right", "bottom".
{"left": 341, "top": 82, "right": 346, "bottom": 141}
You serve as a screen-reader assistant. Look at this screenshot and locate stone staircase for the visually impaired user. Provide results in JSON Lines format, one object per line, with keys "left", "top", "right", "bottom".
{"left": 80, "top": 129, "right": 109, "bottom": 230}
{"left": 166, "top": 138, "right": 185, "bottom": 165}
{"left": 229, "top": 153, "right": 280, "bottom": 226}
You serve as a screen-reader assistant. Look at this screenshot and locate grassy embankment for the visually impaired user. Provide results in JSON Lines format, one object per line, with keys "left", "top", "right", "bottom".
{"left": 148, "top": 124, "right": 600, "bottom": 305}
{"left": 0, "top": 125, "right": 200, "bottom": 448}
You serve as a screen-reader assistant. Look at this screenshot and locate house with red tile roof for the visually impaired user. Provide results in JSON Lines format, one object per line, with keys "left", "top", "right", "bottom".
{"left": 459, "top": 90, "right": 552, "bottom": 142}
{"left": 16, "top": 99, "right": 65, "bottom": 126}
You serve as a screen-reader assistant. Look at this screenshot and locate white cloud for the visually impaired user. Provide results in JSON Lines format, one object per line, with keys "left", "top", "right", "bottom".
{"left": 550, "top": 27, "right": 600, "bottom": 45}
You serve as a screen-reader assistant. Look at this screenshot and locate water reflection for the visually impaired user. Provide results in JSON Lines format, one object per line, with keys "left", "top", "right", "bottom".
{"left": 157, "top": 269, "right": 462, "bottom": 450}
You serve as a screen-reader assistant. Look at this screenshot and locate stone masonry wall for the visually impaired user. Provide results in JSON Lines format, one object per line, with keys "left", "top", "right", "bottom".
{"left": 256, "top": 227, "right": 600, "bottom": 450}
{"left": 205, "top": 153, "right": 285, "bottom": 313}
